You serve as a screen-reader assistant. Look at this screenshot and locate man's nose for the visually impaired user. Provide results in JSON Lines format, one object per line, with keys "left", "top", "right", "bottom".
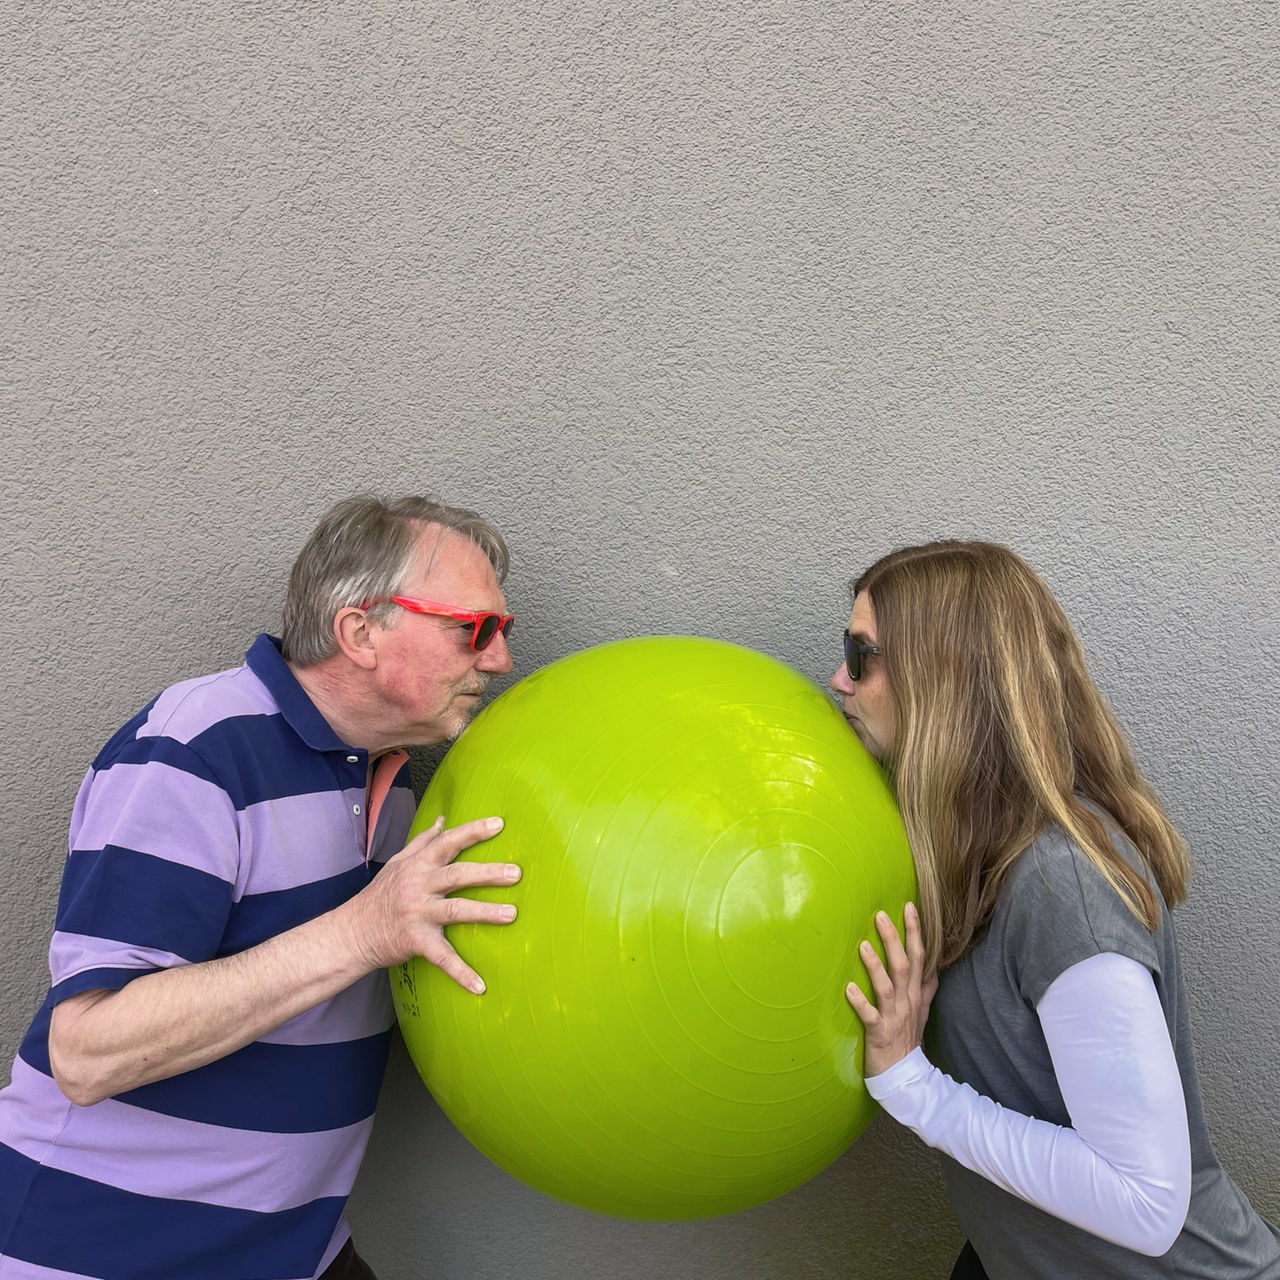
{"left": 477, "top": 630, "right": 514, "bottom": 675}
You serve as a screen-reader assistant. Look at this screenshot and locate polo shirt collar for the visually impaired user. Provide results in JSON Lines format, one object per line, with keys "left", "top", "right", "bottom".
{"left": 245, "top": 633, "right": 354, "bottom": 755}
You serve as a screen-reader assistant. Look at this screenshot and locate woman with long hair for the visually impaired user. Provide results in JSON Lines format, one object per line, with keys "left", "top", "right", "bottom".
{"left": 835, "top": 540, "right": 1279, "bottom": 1279}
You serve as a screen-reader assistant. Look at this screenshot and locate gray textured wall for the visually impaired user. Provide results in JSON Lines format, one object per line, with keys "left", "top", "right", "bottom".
{"left": 3, "top": 3, "right": 1277, "bottom": 1277}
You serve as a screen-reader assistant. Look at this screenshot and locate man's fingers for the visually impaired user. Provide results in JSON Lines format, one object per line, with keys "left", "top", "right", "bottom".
{"left": 399, "top": 814, "right": 446, "bottom": 851}
{"left": 435, "top": 858, "right": 523, "bottom": 892}
{"left": 422, "top": 814, "right": 507, "bottom": 860}
{"left": 397, "top": 814, "right": 505, "bottom": 863}
{"left": 432, "top": 893, "right": 518, "bottom": 926}
{"left": 397, "top": 815, "right": 520, "bottom": 889}
{"left": 419, "top": 938, "right": 488, "bottom": 996}
{"left": 412, "top": 891, "right": 521, "bottom": 993}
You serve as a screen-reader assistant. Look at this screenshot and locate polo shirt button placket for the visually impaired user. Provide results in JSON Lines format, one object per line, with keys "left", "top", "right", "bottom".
{"left": 338, "top": 751, "right": 367, "bottom": 856}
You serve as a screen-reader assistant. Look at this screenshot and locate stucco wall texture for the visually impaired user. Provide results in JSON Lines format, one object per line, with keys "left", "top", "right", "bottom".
{"left": 3, "top": 3, "right": 1277, "bottom": 1277}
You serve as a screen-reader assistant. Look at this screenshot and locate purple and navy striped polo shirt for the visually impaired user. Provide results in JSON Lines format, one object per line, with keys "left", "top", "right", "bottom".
{"left": 0, "top": 635, "right": 416, "bottom": 1280}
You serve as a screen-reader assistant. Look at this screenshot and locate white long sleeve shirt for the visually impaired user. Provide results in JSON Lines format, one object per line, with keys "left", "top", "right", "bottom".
{"left": 866, "top": 951, "right": 1191, "bottom": 1256}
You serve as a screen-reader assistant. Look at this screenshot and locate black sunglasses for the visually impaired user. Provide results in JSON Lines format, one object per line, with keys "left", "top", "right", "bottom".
{"left": 843, "top": 629, "right": 881, "bottom": 682}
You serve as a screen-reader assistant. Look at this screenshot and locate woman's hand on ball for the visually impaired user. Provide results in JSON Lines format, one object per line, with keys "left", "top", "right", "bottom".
{"left": 346, "top": 814, "right": 522, "bottom": 994}
{"left": 844, "top": 903, "right": 938, "bottom": 1078}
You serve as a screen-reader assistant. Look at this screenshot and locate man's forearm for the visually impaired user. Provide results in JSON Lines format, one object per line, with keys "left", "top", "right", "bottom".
{"left": 48, "top": 902, "right": 373, "bottom": 1106}
{"left": 46, "top": 815, "right": 519, "bottom": 1106}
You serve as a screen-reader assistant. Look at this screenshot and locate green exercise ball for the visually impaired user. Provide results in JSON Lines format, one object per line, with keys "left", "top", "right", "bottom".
{"left": 390, "top": 636, "right": 915, "bottom": 1220}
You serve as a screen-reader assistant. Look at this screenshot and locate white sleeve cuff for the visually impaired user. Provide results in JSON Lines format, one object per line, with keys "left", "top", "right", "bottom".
{"left": 864, "top": 1046, "right": 932, "bottom": 1102}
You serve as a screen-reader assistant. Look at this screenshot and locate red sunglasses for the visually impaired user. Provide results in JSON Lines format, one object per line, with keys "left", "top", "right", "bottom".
{"left": 360, "top": 595, "right": 514, "bottom": 651}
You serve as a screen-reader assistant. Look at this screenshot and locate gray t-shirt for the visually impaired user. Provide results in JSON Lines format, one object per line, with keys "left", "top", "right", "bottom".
{"left": 928, "top": 823, "right": 1280, "bottom": 1279}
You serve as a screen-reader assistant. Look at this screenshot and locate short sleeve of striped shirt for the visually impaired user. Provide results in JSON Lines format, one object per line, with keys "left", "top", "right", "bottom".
{"left": 50, "top": 717, "right": 239, "bottom": 1002}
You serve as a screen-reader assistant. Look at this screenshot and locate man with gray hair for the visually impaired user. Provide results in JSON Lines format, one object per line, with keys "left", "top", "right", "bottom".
{"left": 0, "top": 494, "right": 521, "bottom": 1280}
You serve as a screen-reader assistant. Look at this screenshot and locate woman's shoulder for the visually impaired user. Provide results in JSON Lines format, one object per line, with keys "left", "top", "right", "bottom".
{"left": 1007, "top": 808, "right": 1152, "bottom": 899}
{"left": 1002, "top": 824, "right": 1098, "bottom": 903}
{"left": 992, "top": 816, "right": 1165, "bottom": 993}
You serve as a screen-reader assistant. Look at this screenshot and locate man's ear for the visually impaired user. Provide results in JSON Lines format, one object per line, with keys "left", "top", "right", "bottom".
{"left": 333, "top": 607, "right": 379, "bottom": 670}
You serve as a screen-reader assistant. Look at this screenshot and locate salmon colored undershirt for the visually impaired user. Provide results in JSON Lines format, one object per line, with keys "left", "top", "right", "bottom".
{"left": 366, "top": 749, "right": 410, "bottom": 855}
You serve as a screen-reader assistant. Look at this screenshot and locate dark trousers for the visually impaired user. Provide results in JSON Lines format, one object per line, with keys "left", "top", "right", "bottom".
{"left": 950, "top": 1241, "right": 990, "bottom": 1279}
{"left": 319, "top": 1239, "right": 379, "bottom": 1280}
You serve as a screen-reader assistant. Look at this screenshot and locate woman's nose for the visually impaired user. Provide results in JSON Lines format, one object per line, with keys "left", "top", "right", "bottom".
{"left": 830, "top": 662, "right": 854, "bottom": 696}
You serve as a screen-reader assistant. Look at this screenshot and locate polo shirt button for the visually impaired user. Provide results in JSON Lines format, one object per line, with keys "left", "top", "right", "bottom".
{"left": 346, "top": 755, "right": 359, "bottom": 763}
{"left": 353, "top": 804, "right": 362, "bottom": 816}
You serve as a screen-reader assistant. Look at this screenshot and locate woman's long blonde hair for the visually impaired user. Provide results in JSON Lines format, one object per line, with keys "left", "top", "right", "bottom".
{"left": 855, "top": 540, "right": 1190, "bottom": 973}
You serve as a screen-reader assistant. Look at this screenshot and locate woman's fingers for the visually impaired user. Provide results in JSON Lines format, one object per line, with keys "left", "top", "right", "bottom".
{"left": 846, "top": 903, "right": 931, "bottom": 1078}
{"left": 847, "top": 904, "right": 927, "bottom": 1027}
{"left": 904, "top": 901, "right": 924, "bottom": 960}
{"left": 845, "top": 978, "right": 876, "bottom": 1021}
{"left": 859, "top": 937, "right": 895, "bottom": 1005}
{"left": 876, "top": 909, "right": 911, "bottom": 979}
{"left": 902, "top": 901, "right": 926, "bottom": 999}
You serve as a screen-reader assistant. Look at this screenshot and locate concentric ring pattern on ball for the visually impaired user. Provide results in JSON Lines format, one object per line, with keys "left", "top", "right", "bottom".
{"left": 390, "top": 636, "right": 916, "bottom": 1220}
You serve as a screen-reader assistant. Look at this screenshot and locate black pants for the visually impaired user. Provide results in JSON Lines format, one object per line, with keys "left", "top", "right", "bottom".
{"left": 951, "top": 1241, "right": 990, "bottom": 1279}
{"left": 319, "top": 1239, "right": 379, "bottom": 1280}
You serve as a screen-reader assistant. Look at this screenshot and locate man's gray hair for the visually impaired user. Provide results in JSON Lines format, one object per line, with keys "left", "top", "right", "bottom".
{"left": 280, "top": 494, "right": 509, "bottom": 666}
